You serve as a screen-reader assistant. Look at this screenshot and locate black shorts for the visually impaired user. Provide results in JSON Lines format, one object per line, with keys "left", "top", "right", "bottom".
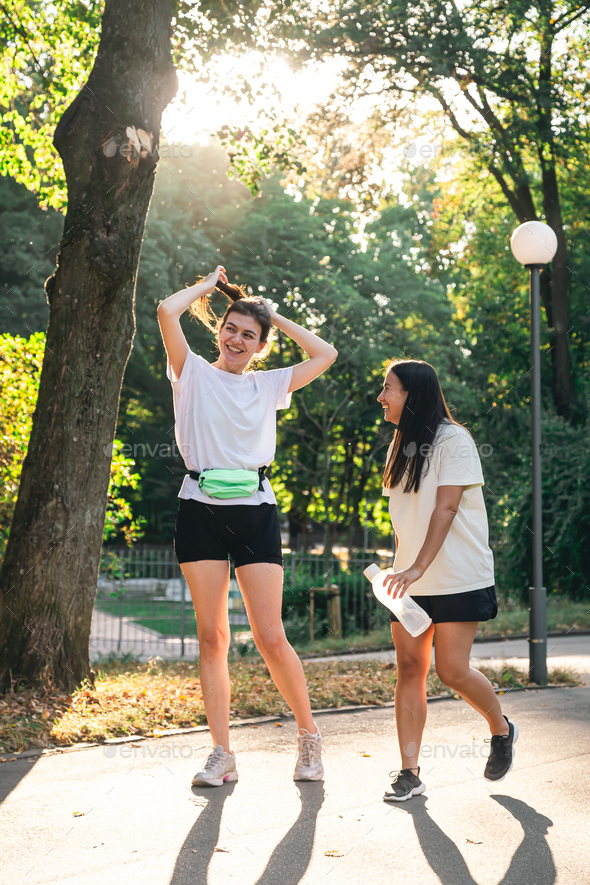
{"left": 174, "top": 498, "right": 283, "bottom": 568}
{"left": 390, "top": 585, "right": 497, "bottom": 624}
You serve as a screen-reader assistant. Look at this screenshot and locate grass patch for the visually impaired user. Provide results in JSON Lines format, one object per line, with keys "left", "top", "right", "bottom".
{"left": 0, "top": 657, "right": 579, "bottom": 754}
{"left": 475, "top": 597, "right": 590, "bottom": 638}
{"left": 94, "top": 598, "right": 199, "bottom": 636}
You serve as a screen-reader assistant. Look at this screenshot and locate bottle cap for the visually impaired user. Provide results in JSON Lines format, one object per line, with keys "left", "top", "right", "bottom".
{"left": 363, "top": 563, "right": 381, "bottom": 582}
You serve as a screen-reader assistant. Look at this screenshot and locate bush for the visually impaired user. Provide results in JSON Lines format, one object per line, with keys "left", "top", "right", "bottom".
{"left": 497, "top": 408, "right": 590, "bottom": 600}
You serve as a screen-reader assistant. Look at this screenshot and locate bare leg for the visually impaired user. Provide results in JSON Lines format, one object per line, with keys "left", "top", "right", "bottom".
{"left": 391, "top": 621, "right": 435, "bottom": 773}
{"left": 236, "top": 562, "right": 316, "bottom": 734}
{"left": 434, "top": 622, "right": 509, "bottom": 736}
{"left": 181, "top": 560, "right": 232, "bottom": 752}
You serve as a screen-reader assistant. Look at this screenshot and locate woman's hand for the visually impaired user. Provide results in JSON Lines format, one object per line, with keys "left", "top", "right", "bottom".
{"left": 258, "top": 296, "right": 279, "bottom": 322}
{"left": 201, "top": 265, "right": 228, "bottom": 296}
{"left": 383, "top": 564, "right": 424, "bottom": 599}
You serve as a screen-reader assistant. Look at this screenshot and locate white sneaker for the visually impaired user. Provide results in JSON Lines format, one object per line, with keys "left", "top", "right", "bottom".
{"left": 293, "top": 729, "right": 324, "bottom": 781}
{"left": 191, "top": 745, "right": 238, "bottom": 787}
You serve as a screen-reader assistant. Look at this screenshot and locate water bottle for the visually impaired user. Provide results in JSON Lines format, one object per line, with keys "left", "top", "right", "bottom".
{"left": 363, "top": 563, "right": 432, "bottom": 637}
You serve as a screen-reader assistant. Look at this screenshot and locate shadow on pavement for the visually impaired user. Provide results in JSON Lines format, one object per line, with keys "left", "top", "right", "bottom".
{"left": 0, "top": 756, "right": 40, "bottom": 805}
{"left": 170, "top": 781, "right": 237, "bottom": 885}
{"left": 390, "top": 793, "right": 555, "bottom": 885}
{"left": 254, "top": 782, "right": 325, "bottom": 885}
{"left": 491, "top": 795, "right": 555, "bottom": 885}
{"left": 170, "top": 780, "right": 324, "bottom": 885}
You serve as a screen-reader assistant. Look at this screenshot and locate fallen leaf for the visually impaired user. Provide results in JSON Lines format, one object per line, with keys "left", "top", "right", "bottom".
{"left": 41, "top": 710, "right": 51, "bottom": 719}
{"left": 324, "top": 850, "right": 344, "bottom": 857}
{"left": 250, "top": 725, "right": 258, "bottom": 729}
{"left": 338, "top": 814, "right": 343, "bottom": 818}
{"left": 275, "top": 722, "right": 283, "bottom": 727}
{"left": 453, "top": 694, "right": 460, "bottom": 700}
{"left": 361, "top": 753, "right": 371, "bottom": 757}
{"left": 130, "top": 743, "right": 141, "bottom": 748}
{"left": 214, "top": 847, "right": 230, "bottom": 853}
{"left": 72, "top": 811, "right": 85, "bottom": 817}
{"left": 466, "top": 839, "right": 482, "bottom": 844}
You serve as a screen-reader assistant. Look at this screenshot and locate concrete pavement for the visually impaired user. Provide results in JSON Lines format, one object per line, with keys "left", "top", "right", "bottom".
{"left": 1, "top": 682, "right": 589, "bottom": 884}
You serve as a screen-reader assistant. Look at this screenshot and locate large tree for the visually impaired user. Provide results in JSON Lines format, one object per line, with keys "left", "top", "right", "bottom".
{"left": 0, "top": 0, "right": 177, "bottom": 691}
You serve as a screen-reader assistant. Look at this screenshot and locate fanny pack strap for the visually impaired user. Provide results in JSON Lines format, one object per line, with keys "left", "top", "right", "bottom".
{"left": 188, "top": 465, "right": 270, "bottom": 492}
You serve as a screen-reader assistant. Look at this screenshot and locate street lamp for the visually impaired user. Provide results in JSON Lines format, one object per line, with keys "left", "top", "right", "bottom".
{"left": 510, "top": 221, "right": 558, "bottom": 685}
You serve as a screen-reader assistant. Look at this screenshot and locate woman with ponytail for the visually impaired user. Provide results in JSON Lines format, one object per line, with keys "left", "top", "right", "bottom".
{"left": 157, "top": 265, "right": 337, "bottom": 787}
{"left": 376, "top": 359, "right": 518, "bottom": 802}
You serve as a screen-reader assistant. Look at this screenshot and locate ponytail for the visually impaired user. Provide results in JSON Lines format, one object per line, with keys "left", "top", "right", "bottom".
{"left": 188, "top": 275, "right": 274, "bottom": 363}
{"left": 189, "top": 277, "right": 246, "bottom": 332}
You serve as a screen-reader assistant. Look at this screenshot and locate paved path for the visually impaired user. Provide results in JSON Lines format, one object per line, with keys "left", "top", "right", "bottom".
{"left": 2, "top": 682, "right": 589, "bottom": 884}
{"left": 307, "top": 634, "right": 590, "bottom": 685}
{"left": 89, "top": 609, "right": 200, "bottom": 661}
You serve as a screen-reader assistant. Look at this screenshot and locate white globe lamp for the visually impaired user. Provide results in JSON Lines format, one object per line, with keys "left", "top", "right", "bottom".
{"left": 510, "top": 221, "right": 558, "bottom": 267}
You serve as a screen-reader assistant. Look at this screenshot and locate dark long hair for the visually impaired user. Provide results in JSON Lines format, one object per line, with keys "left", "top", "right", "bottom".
{"left": 383, "top": 359, "right": 457, "bottom": 493}
{"left": 189, "top": 277, "right": 273, "bottom": 362}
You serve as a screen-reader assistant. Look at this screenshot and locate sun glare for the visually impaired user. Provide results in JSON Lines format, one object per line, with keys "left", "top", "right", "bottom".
{"left": 161, "top": 53, "right": 343, "bottom": 146}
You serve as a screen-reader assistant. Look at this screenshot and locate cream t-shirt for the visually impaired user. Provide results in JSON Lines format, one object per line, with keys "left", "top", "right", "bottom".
{"left": 382, "top": 420, "right": 495, "bottom": 595}
{"left": 166, "top": 349, "right": 293, "bottom": 506}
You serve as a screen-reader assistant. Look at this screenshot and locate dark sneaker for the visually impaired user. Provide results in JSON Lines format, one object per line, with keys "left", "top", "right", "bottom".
{"left": 383, "top": 767, "right": 426, "bottom": 802}
{"left": 484, "top": 716, "right": 519, "bottom": 782}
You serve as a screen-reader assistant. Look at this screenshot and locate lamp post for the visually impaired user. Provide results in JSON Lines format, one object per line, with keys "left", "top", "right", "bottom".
{"left": 510, "top": 221, "right": 558, "bottom": 685}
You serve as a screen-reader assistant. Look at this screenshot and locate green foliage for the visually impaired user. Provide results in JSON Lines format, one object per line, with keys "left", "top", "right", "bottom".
{"left": 0, "top": 332, "right": 144, "bottom": 554}
{"left": 0, "top": 0, "right": 103, "bottom": 209}
{"left": 218, "top": 122, "right": 307, "bottom": 197}
{"left": 0, "top": 331, "right": 44, "bottom": 556}
{"left": 103, "top": 441, "right": 146, "bottom": 546}
{"left": 498, "top": 411, "right": 590, "bottom": 601}
{"left": 0, "top": 174, "right": 63, "bottom": 334}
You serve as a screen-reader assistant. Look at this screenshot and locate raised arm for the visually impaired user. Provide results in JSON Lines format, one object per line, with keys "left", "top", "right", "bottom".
{"left": 260, "top": 299, "right": 338, "bottom": 392}
{"left": 157, "top": 265, "right": 227, "bottom": 381}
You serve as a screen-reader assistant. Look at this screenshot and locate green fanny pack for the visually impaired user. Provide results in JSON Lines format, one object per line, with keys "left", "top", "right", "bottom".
{"left": 188, "top": 466, "right": 269, "bottom": 499}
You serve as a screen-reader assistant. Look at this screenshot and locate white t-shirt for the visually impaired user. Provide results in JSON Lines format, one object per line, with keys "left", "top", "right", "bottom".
{"left": 382, "top": 420, "right": 495, "bottom": 596}
{"left": 166, "top": 349, "right": 293, "bottom": 506}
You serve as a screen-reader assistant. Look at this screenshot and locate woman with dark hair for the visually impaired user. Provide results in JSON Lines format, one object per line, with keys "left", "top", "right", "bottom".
{"left": 377, "top": 359, "right": 517, "bottom": 802}
{"left": 157, "top": 265, "right": 337, "bottom": 787}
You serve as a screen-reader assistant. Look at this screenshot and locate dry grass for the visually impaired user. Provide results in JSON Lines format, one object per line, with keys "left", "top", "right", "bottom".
{"left": 0, "top": 657, "right": 579, "bottom": 754}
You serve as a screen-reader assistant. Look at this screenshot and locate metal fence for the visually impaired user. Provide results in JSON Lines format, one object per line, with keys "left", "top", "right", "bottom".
{"left": 91, "top": 545, "right": 393, "bottom": 661}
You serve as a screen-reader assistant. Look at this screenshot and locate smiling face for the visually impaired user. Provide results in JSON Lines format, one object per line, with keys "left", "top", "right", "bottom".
{"left": 377, "top": 369, "right": 408, "bottom": 425}
{"left": 216, "top": 310, "right": 265, "bottom": 373}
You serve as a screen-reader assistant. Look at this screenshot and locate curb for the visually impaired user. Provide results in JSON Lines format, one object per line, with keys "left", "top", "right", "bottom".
{"left": 1, "top": 682, "right": 582, "bottom": 764}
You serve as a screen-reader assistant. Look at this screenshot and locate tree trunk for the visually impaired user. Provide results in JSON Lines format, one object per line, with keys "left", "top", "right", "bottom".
{"left": 0, "top": 0, "right": 177, "bottom": 691}
{"left": 541, "top": 169, "right": 578, "bottom": 418}
{"left": 536, "top": 17, "right": 579, "bottom": 419}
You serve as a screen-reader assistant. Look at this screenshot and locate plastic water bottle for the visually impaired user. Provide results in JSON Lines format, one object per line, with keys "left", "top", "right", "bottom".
{"left": 363, "top": 563, "right": 432, "bottom": 637}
